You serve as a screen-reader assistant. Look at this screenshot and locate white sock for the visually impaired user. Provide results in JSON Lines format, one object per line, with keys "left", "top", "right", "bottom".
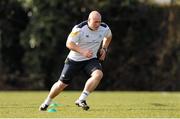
{"left": 79, "top": 91, "right": 90, "bottom": 101}
{"left": 44, "top": 97, "right": 52, "bottom": 105}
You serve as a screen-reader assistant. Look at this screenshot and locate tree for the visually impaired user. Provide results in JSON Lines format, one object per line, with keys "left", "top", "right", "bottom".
{"left": 0, "top": 0, "right": 29, "bottom": 89}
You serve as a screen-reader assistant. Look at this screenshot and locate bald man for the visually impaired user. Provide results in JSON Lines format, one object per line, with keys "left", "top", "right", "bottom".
{"left": 39, "top": 11, "right": 112, "bottom": 111}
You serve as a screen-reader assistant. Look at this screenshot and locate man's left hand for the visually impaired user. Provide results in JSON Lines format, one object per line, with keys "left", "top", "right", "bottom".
{"left": 99, "top": 48, "right": 107, "bottom": 61}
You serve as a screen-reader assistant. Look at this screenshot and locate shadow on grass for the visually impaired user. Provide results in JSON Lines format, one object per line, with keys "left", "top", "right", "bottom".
{"left": 150, "top": 103, "right": 168, "bottom": 107}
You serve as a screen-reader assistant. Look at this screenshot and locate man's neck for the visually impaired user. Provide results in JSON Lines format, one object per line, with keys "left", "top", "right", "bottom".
{"left": 87, "top": 24, "right": 94, "bottom": 31}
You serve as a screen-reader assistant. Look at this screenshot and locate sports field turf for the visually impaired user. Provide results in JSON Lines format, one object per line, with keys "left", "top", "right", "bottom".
{"left": 0, "top": 91, "right": 180, "bottom": 118}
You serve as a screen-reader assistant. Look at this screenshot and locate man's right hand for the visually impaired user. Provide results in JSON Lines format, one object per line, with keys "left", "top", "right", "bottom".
{"left": 80, "top": 49, "right": 93, "bottom": 58}
{"left": 66, "top": 41, "right": 93, "bottom": 58}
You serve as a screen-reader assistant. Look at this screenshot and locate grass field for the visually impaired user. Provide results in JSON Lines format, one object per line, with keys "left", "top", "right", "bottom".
{"left": 0, "top": 91, "right": 180, "bottom": 118}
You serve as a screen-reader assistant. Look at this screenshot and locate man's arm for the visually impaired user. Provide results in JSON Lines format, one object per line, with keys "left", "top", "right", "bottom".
{"left": 66, "top": 25, "right": 93, "bottom": 58}
{"left": 99, "top": 33, "right": 112, "bottom": 61}
{"left": 102, "top": 35, "right": 112, "bottom": 50}
{"left": 66, "top": 41, "right": 93, "bottom": 58}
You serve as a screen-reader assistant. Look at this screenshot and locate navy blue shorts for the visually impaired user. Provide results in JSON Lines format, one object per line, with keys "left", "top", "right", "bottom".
{"left": 59, "top": 58, "right": 102, "bottom": 84}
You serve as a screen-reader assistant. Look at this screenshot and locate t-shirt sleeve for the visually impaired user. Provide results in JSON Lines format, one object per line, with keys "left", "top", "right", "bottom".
{"left": 105, "top": 26, "right": 112, "bottom": 38}
{"left": 67, "top": 25, "right": 81, "bottom": 43}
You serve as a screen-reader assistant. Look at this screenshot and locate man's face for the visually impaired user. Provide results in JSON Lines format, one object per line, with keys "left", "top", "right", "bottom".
{"left": 88, "top": 17, "right": 101, "bottom": 30}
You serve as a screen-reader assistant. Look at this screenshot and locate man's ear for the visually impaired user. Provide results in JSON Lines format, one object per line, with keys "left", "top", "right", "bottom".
{"left": 88, "top": 18, "right": 90, "bottom": 22}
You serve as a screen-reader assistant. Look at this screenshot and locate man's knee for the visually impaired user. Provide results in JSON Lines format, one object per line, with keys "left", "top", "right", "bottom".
{"left": 91, "top": 70, "right": 103, "bottom": 80}
{"left": 59, "top": 75, "right": 72, "bottom": 85}
{"left": 55, "top": 80, "right": 68, "bottom": 89}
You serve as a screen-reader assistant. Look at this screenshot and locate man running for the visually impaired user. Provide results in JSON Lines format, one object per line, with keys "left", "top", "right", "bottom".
{"left": 39, "top": 10, "right": 112, "bottom": 111}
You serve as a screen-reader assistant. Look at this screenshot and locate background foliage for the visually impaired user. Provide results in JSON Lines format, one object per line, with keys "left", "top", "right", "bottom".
{"left": 0, "top": 0, "right": 179, "bottom": 90}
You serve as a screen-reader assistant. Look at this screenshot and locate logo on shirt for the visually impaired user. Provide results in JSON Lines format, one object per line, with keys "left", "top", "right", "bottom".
{"left": 69, "top": 31, "right": 79, "bottom": 37}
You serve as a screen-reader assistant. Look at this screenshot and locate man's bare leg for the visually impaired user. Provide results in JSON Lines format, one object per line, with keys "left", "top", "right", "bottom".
{"left": 39, "top": 80, "right": 68, "bottom": 111}
{"left": 84, "top": 70, "right": 103, "bottom": 92}
{"left": 75, "top": 70, "right": 103, "bottom": 110}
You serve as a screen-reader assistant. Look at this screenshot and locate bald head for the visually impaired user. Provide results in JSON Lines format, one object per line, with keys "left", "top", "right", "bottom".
{"left": 88, "top": 11, "right": 102, "bottom": 30}
{"left": 88, "top": 11, "right": 101, "bottom": 20}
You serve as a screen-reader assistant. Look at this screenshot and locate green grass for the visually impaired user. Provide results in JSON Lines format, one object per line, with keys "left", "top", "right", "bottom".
{"left": 0, "top": 91, "right": 180, "bottom": 118}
